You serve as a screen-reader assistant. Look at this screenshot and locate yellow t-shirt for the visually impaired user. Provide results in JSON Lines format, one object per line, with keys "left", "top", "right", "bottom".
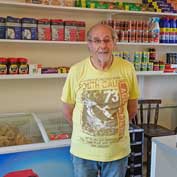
{"left": 61, "top": 57, "right": 139, "bottom": 162}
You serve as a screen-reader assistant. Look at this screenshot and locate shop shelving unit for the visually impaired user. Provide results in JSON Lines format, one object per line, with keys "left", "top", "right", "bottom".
{"left": 1, "top": 1, "right": 177, "bottom": 176}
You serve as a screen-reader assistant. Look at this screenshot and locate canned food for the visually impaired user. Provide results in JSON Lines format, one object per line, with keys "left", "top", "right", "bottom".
{"left": 134, "top": 62, "right": 141, "bottom": 71}
{"left": 141, "top": 62, "right": 148, "bottom": 71}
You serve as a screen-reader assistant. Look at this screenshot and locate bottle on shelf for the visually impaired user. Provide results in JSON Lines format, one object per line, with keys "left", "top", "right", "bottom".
{"left": 159, "top": 17, "right": 170, "bottom": 43}
{"left": 149, "top": 17, "right": 160, "bottom": 43}
{"left": 169, "top": 17, "right": 176, "bottom": 43}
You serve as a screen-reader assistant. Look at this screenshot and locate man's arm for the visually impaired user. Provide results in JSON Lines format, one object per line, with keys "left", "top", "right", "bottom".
{"left": 62, "top": 102, "right": 75, "bottom": 127}
{"left": 127, "top": 99, "right": 138, "bottom": 120}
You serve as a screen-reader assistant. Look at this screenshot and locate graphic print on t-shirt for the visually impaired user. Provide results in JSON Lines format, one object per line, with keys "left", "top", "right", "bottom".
{"left": 80, "top": 78, "right": 129, "bottom": 138}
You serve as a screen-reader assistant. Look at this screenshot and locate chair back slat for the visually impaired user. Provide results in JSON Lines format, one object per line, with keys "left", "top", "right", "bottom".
{"left": 140, "top": 103, "right": 144, "bottom": 124}
{"left": 154, "top": 104, "right": 160, "bottom": 126}
{"left": 147, "top": 104, "right": 151, "bottom": 125}
{"left": 135, "top": 99, "right": 162, "bottom": 127}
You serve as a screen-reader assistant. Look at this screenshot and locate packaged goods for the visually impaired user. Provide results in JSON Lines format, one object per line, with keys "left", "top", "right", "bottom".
{"left": 134, "top": 62, "right": 141, "bottom": 71}
{"left": 147, "top": 62, "right": 153, "bottom": 71}
{"left": 38, "top": 19, "right": 51, "bottom": 40}
{"left": 169, "top": 17, "right": 176, "bottom": 43}
{"left": 41, "top": 0, "right": 50, "bottom": 5}
{"left": 8, "top": 58, "right": 18, "bottom": 74}
{"left": 76, "top": 21, "right": 85, "bottom": 41}
{"left": 22, "top": 18, "right": 38, "bottom": 40}
{"left": 142, "top": 51, "right": 149, "bottom": 62}
{"left": 29, "top": 64, "right": 42, "bottom": 74}
{"left": 64, "top": 20, "right": 77, "bottom": 41}
{"left": 25, "top": 0, "right": 42, "bottom": 4}
{"left": 149, "top": 17, "right": 160, "bottom": 43}
{"left": 0, "top": 17, "right": 6, "bottom": 39}
{"left": 6, "top": 16, "right": 21, "bottom": 40}
{"left": 51, "top": 19, "right": 64, "bottom": 41}
{"left": 0, "top": 58, "right": 7, "bottom": 75}
{"left": 134, "top": 52, "right": 142, "bottom": 63}
{"left": 141, "top": 62, "right": 148, "bottom": 71}
{"left": 18, "top": 58, "right": 29, "bottom": 74}
{"left": 58, "top": 66, "right": 70, "bottom": 73}
{"left": 159, "top": 17, "right": 170, "bottom": 43}
{"left": 149, "top": 48, "right": 156, "bottom": 61}
{"left": 166, "top": 53, "right": 177, "bottom": 64}
{"left": 50, "top": 0, "right": 63, "bottom": 6}
{"left": 153, "top": 61, "right": 160, "bottom": 71}
{"left": 63, "top": 0, "right": 75, "bottom": 7}
{"left": 41, "top": 67, "right": 58, "bottom": 74}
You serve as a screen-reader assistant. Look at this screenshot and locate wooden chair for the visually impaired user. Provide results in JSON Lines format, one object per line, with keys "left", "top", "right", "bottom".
{"left": 132, "top": 99, "right": 175, "bottom": 177}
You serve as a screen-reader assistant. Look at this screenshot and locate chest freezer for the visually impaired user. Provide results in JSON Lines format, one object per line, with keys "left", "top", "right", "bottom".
{"left": 0, "top": 112, "right": 73, "bottom": 177}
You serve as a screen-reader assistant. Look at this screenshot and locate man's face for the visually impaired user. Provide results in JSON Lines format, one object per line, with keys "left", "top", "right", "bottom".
{"left": 88, "top": 26, "right": 115, "bottom": 64}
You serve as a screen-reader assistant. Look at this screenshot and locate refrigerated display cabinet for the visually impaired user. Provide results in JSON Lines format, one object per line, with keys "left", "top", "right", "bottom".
{"left": 0, "top": 112, "right": 73, "bottom": 177}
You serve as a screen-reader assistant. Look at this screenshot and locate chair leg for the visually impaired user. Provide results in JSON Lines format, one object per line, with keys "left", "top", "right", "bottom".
{"left": 147, "top": 139, "right": 151, "bottom": 177}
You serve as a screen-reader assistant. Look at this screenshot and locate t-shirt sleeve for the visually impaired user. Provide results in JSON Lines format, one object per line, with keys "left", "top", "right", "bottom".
{"left": 129, "top": 64, "right": 140, "bottom": 99}
{"left": 61, "top": 67, "right": 76, "bottom": 104}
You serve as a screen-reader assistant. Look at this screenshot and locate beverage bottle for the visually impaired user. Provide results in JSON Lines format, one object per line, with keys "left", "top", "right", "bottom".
{"left": 164, "top": 17, "right": 170, "bottom": 43}
{"left": 169, "top": 17, "right": 176, "bottom": 43}
{"left": 149, "top": 17, "right": 160, "bottom": 43}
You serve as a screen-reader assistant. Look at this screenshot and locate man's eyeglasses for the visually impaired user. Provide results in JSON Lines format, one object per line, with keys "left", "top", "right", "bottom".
{"left": 88, "top": 39, "right": 112, "bottom": 45}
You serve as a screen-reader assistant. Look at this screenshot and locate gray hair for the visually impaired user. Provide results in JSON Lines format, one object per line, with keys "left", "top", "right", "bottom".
{"left": 87, "top": 23, "right": 117, "bottom": 42}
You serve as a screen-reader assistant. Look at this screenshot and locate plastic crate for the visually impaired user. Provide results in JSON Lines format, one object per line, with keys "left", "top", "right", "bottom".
{"left": 126, "top": 124, "right": 144, "bottom": 177}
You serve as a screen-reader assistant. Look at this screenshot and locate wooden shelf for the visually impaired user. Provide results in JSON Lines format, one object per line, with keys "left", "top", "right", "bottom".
{"left": 0, "top": 39, "right": 87, "bottom": 45}
{"left": 0, "top": 1, "right": 177, "bottom": 17}
{"left": 1, "top": 72, "right": 177, "bottom": 80}
{"left": 0, "top": 74, "right": 67, "bottom": 80}
{"left": 136, "top": 71, "right": 177, "bottom": 76}
{"left": 0, "top": 39, "right": 177, "bottom": 47}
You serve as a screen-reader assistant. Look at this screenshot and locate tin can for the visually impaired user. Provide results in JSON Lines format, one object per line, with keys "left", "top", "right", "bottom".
{"left": 141, "top": 62, "right": 148, "bottom": 71}
{"left": 38, "top": 19, "right": 51, "bottom": 40}
{"left": 134, "top": 62, "right": 141, "bottom": 71}
{"left": 77, "top": 21, "right": 85, "bottom": 41}
{"left": 147, "top": 62, "right": 153, "bottom": 71}
{"left": 64, "top": 20, "right": 77, "bottom": 41}
{"left": 51, "top": 19, "right": 64, "bottom": 41}
{"left": 6, "top": 16, "right": 21, "bottom": 40}
{"left": 134, "top": 52, "right": 142, "bottom": 63}
{"left": 21, "top": 18, "right": 37, "bottom": 40}
{"left": 142, "top": 52, "right": 149, "bottom": 63}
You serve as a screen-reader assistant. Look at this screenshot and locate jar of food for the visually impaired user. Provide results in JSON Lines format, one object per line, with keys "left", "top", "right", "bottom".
{"left": 8, "top": 58, "right": 18, "bottom": 74}
{"left": 0, "top": 58, "right": 8, "bottom": 75}
{"left": 18, "top": 58, "right": 29, "bottom": 74}
{"left": 153, "top": 61, "right": 159, "bottom": 71}
{"left": 149, "top": 48, "right": 156, "bottom": 62}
